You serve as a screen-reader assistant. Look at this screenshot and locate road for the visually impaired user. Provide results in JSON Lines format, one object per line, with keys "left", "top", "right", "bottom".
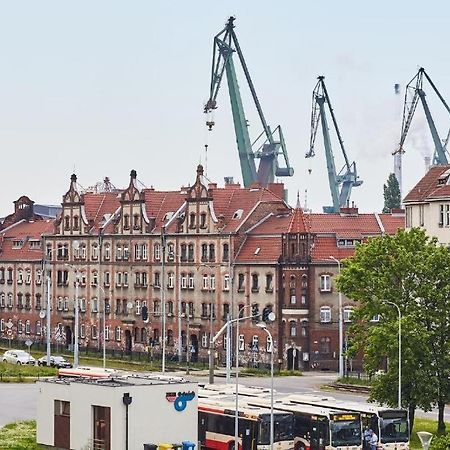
{"left": 0, "top": 372, "right": 448, "bottom": 428}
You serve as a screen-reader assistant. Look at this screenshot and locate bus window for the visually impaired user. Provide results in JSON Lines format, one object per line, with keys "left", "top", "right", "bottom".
{"left": 311, "top": 417, "right": 329, "bottom": 449}
{"left": 331, "top": 418, "right": 361, "bottom": 447}
{"left": 258, "top": 413, "right": 293, "bottom": 445}
{"left": 380, "top": 417, "right": 409, "bottom": 443}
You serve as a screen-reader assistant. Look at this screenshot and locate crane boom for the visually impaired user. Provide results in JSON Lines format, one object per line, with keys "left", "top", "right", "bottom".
{"left": 204, "top": 17, "right": 294, "bottom": 188}
{"left": 394, "top": 68, "right": 449, "bottom": 165}
{"left": 306, "top": 76, "right": 362, "bottom": 213}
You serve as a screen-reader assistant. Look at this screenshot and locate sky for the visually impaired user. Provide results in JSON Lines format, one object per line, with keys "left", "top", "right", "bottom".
{"left": 1, "top": 0, "right": 449, "bottom": 215}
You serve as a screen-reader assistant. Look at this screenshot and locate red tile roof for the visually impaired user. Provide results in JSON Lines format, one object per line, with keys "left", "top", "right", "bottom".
{"left": 235, "top": 236, "right": 281, "bottom": 263}
{"left": 288, "top": 208, "right": 307, "bottom": 233}
{"left": 0, "top": 220, "right": 54, "bottom": 261}
{"left": 379, "top": 213, "right": 405, "bottom": 234}
{"left": 311, "top": 236, "right": 360, "bottom": 262}
{"left": 404, "top": 165, "right": 450, "bottom": 203}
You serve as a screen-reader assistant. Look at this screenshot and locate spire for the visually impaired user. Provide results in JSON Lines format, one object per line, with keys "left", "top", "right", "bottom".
{"left": 296, "top": 190, "right": 301, "bottom": 208}
{"left": 288, "top": 202, "right": 307, "bottom": 233}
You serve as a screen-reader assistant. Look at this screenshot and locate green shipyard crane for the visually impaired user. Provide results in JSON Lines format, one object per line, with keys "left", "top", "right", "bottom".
{"left": 394, "top": 67, "right": 450, "bottom": 165}
{"left": 204, "top": 16, "right": 294, "bottom": 188}
{"left": 306, "top": 76, "right": 362, "bottom": 213}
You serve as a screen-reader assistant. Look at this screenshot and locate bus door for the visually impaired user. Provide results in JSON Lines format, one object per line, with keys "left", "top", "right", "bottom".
{"left": 240, "top": 418, "right": 257, "bottom": 450}
{"left": 310, "top": 416, "right": 329, "bottom": 450}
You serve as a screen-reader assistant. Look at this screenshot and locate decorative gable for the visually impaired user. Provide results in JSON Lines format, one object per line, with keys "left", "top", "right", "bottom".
{"left": 115, "top": 170, "right": 149, "bottom": 234}
{"left": 183, "top": 165, "right": 218, "bottom": 234}
{"left": 55, "top": 174, "right": 89, "bottom": 236}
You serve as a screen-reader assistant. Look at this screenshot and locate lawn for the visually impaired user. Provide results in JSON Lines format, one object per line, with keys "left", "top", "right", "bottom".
{"left": 410, "top": 418, "right": 450, "bottom": 450}
{"left": 0, "top": 421, "right": 41, "bottom": 449}
{"left": 0, "top": 361, "right": 56, "bottom": 382}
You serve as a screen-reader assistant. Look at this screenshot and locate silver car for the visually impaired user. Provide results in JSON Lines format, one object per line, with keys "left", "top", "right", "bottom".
{"left": 1, "top": 350, "right": 36, "bottom": 365}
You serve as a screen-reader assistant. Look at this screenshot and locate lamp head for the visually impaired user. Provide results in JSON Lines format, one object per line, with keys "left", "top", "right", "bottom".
{"left": 256, "top": 321, "right": 267, "bottom": 329}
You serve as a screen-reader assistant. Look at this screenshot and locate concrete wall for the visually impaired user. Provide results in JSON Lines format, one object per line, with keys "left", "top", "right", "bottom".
{"left": 37, "top": 379, "right": 198, "bottom": 450}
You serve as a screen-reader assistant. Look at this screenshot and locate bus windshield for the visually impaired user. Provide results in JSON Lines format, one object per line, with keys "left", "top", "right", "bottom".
{"left": 380, "top": 416, "right": 409, "bottom": 443}
{"left": 258, "top": 413, "right": 294, "bottom": 445}
{"left": 331, "top": 419, "right": 362, "bottom": 447}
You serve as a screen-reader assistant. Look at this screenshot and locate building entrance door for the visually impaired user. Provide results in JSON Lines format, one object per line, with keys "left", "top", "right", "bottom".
{"left": 124, "top": 329, "right": 132, "bottom": 353}
{"left": 93, "top": 405, "right": 111, "bottom": 450}
{"left": 287, "top": 347, "right": 300, "bottom": 370}
{"left": 190, "top": 334, "right": 198, "bottom": 362}
{"left": 54, "top": 400, "right": 70, "bottom": 449}
{"left": 64, "top": 326, "right": 72, "bottom": 351}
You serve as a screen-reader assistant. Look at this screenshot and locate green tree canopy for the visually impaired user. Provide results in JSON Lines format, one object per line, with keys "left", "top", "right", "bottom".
{"left": 383, "top": 173, "right": 401, "bottom": 213}
{"left": 338, "top": 228, "right": 450, "bottom": 434}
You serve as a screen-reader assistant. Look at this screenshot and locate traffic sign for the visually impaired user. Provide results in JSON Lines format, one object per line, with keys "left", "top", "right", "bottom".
{"left": 7, "top": 330, "right": 12, "bottom": 336}
{"left": 25, "top": 339, "right": 33, "bottom": 347}
{"left": 5, "top": 321, "right": 13, "bottom": 329}
{"left": 39, "top": 310, "right": 46, "bottom": 319}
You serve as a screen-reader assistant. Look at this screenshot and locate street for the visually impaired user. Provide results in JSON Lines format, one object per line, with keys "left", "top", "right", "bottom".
{"left": 1, "top": 372, "right": 448, "bottom": 429}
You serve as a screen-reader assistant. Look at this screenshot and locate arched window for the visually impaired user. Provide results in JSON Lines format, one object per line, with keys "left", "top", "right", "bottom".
{"left": 73, "top": 215, "right": 79, "bottom": 230}
{"left": 209, "top": 244, "right": 215, "bottom": 262}
{"left": 289, "top": 321, "right": 297, "bottom": 337}
{"left": 200, "top": 213, "right": 207, "bottom": 228}
{"left": 64, "top": 216, "right": 70, "bottom": 230}
{"left": 189, "top": 213, "right": 196, "bottom": 229}
{"left": 222, "top": 243, "right": 229, "bottom": 262}
{"left": 167, "top": 330, "right": 174, "bottom": 345}
{"left": 123, "top": 214, "right": 130, "bottom": 230}
{"left": 141, "top": 328, "right": 147, "bottom": 344}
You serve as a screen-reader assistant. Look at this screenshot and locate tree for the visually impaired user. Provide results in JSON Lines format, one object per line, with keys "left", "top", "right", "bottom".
{"left": 383, "top": 173, "right": 401, "bottom": 213}
{"left": 338, "top": 228, "right": 450, "bottom": 434}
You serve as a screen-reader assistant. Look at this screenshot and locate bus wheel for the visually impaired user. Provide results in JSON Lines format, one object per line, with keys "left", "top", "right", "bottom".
{"left": 228, "top": 443, "right": 235, "bottom": 450}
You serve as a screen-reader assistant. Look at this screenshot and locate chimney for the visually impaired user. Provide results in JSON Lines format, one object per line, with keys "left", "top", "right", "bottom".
{"left": 266, "top": 183, "right": 285, "bottom": 199}
{"left": 340, "top": 204, "right": 359, "bottom": 216}
{"left": 208, "top": 183, "right": 217, "bottom": 190}
{"left": 224, "top": 176, "right": 234, "bottom": 185}
{"left": 424, "top": 156, "right": 431, "bottom": 173}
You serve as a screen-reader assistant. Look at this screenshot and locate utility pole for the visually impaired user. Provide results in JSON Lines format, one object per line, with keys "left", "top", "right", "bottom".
{"left": 161, "top": 227, "right": 167, "bottom": 373}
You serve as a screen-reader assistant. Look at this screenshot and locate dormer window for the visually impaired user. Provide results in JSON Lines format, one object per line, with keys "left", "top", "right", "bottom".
{"left": 232, "top": 209, "right": 243, "bottom": 220}
{"left": 73, "top": 215, "right": 79, "bottom": 230}
{"left": 64, "top": 216, "right": 70, "bottom": 231}
{"left": 200, "top": 213, "right": 207, "bottom": 228}
{"left": 133, "top": 214, "right": 140, "bottom": 230}
{"left": 189, "top": 213, "right": 196, "bottom": 229}
{"left": 124, "top": 214, "right": 130, "bottom": 230}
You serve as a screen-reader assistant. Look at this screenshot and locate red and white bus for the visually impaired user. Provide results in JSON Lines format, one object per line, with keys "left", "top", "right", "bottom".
{"left": 198, "top": 397, "right": 295, "bottom": 450}
{"left": 58, "top": 366, "right": 119, "bottom": 379}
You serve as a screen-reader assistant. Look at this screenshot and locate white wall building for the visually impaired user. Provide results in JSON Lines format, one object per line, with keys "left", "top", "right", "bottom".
{"left": 404, "top": 165, "right": 450, "bottom": 244}
{"left": 36, "top": 373, "right": 198, "bottom": 450}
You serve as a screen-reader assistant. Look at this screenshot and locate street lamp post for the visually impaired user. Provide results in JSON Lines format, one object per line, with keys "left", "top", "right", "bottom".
{"left": 45, "top": 274, "right": 51, "bottom": 366}
{"left": 161, "top": 228, "right": 167, "bottom": 374}
{"left": 384, "top": 300, "right": 402, "bottom": 408}
{"left": 257, "top": 322, "right": 274, "bottom": 450}
{"left": 98, "top": 285, "right": 107, "bottom": 369}
{"left": 65, "top": 263, "right": 80, "bottom": 368}
{"left": 329, "top": 255, "right": 344, "bottom": 378}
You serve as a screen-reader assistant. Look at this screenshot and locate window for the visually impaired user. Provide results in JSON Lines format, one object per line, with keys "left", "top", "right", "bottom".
{"left": 91, "top": 298, "right": 98, "bottom": 313}
{"left": 222, "top": 243, "right": 229, "bottom": 262}
{"left": 104, "top": 326, "right": 110, "bottom": 341}
{"left": 419, "top": 205, "right": 424, "bottom": 227}
{"left": 115, "top": 326, "right": 122, "bottom": 341}
{"left": 343, "top": 306, "right": 353, "bottom": 322}
{"left": 0, "top": 293, "right": 4, "bottom": 308}
{"left": 167, "top": 243, "right": 175, "bottom": 261}
{"left": 123, "top": 246, "right": 129, "bottom": 260}
{"left": 17, "top": 269, "right": 23, "bottom": 284}
{"left": 223, "top": 274, "right": 230, "bottom": 291}
{"left": 154, "top": 243, "right": 161, "bottom": 261}
{"left": 142, "top": 244, "right": 148, "bottom": 260}
{"left": 25, "top": 320, "right": 31, "bottom": 334}
{"left": 154, "top": 272, "right": 160, "bottom": 288}
{"left": 36, "top": 270, "right": 42, "bottom": 285}
{"left": 210, "top": 275, "right": 216, "bottom": 291}
{"left": 290, "top": 321, "right": 297, "bottom": 337}
{"left": 25, "top": 270, "right": 31, "bottom": 285}
{"left": 167, "top": 329, "right": 174, "bottom": 345}
{"left": 36, "top": 321, "right": 41, "bottom": 335}
{"left": 202, "top": 274, "right": 209, "bottom": 290}
{"left": 290, "top": 288, "right": 296, "bottom": 304}
{"left": 116, "top": 244, "right": 122, "bottom": 260}
{"left": 320, "top": 274, "right": 331, "bottom": 292}
{"left": 104, "top": 271, "right": 110, "bottom": 287}
{"left": 79, "top": 298, "right": 86, "bottom": 312}
{"left": 153, "top": 300, "right": 160, "bottom": 314}
{"left": 320, "top": 306, "right": 332, "bottom": 323}
{"left": 200, "top": 212, "right": 207, "bottom": 228}
{"left": 168, "top": 272, "right": 174, "bottom": 289}
{"left": 123, "top": 271, "right": 129, "bottom": 287}
{"left": 91, "top": 271, "right": 98, "bottom": 287}
{"left": 56, "top": 243, "right": 68, "bottom": 260}
{"left": 223, "top": 303, "right": 230, "bottom": 319}
{"left": 167, "top": 301, "right": 174, "bottom": 315}
{"left": 251, "top": 274, "right": 259, "bottom": 292}
{"left": 64, "top": 215, "right": 70, "bottom": 230}
{"left": 57, "top": 270, "right": 69, "bottom": 286}
{"left": 238, "top": 334, "right": 245, "bottom": 351}
{"left": 116, "top": 272, "right": 122, "bottom": 287}
{"left": 180, "top": 244, "right": 187, "bottom": 262}
{"left": 81, "top": 324, "right": 86, "bottom": 338}
{"left": 189, "top": 213, "right": 196, "bottom": 229}
{"left": 91, "top": 244, "right": 99, "bottom": 260}
{"left": 135, "top": 300, "right": 142, "bottom": 316}
{"left": 134, "top": 244, "right": 141, "bottom": 260}
{"left": 188, "top": 244, "right": 194, "bottom": 262}
{"left": 320, "top": 336, "right": 331, "bottom": 354}
{"left": 35, "top": 294, "right": 41, "bottom": 310}
{"left": 73, "top": 215, "right": 79, "bottom": 230}
{"left": 201, "top": 332, "right": 209, "bottom": 348}
{"left": 188, "top": 273, "right": 194, "bottom": 289}
{"left": 0, "top": 268, "right": 4, "bottom": 283}
{"left": 201, "top": 244, "right": 208, "bottom": 262}
{"left": 7, "top": 293, "right": 13, "bottom": 308}
{"left": 188, "top": 302, "right": 194, "bottom": 317}
{"left": 201, "top": 303, "right": 208, "bottom": 318}
{"left": 124, "top": 214, "right": 130, "bottom": 230}
{"left": 91, "top": 325, "right": 98, "bottom": 339}
{"left": 238, "top": 273, "right": 245, "bottom": 292}
{"left": 209, "top": 244, "right": 215, "bottom": 262}
{"left": 265, "top": 274, "right": 273, "bottom": 292}
{"left": 133, "top": 214, "right": 140, "bottom": 230}
{"left": 142, "top": 272, "right": 148, "bottom": 287}
{"left": 180, "top": 273, "right": 187, "bottom": 289}
{"left": 104, "top": 244, "right": 111, "bottom": 260}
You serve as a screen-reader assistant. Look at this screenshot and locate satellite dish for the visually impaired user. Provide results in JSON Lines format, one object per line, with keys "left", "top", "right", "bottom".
{"left": 72, "top": 240, "right": 80, "bottom": 250}
{"left": 267, "top": 312, "right": 276, "bottom": 322}
{"left": 127, "top": 301, "right": 134, "bottom": 311}
{"left": 39, "top": 310, "right": 46, "bottom": 319}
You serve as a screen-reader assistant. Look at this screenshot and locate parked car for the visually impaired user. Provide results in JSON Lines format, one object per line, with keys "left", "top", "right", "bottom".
{"left": 37, "top": 355, "right": 72, "bottom": 368}
{"left": 1, "top": 350, "right": 36, "bottom": 365}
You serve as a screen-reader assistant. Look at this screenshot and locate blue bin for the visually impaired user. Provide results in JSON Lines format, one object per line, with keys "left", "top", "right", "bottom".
{"left": 182, "top": 442, "right": 196, "bottom": 450}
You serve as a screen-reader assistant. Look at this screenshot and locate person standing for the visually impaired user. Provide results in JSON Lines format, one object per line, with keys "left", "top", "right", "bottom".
{"left": 369, "top": 429, "right": 378, "bottom": 450}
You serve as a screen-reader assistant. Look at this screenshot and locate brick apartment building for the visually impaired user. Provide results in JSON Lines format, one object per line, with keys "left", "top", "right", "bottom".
{"left": 0, "top": 165, "right": 404, "bottom": 370}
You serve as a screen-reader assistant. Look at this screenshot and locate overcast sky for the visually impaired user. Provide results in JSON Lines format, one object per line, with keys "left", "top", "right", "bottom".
{"left": 1, "top": 1, "right": 449, "bottom": 215}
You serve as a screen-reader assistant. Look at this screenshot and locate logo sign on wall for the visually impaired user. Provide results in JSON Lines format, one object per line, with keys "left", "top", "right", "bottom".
{"left": 166, "top": 391, "right": 196, "bottom": 412}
